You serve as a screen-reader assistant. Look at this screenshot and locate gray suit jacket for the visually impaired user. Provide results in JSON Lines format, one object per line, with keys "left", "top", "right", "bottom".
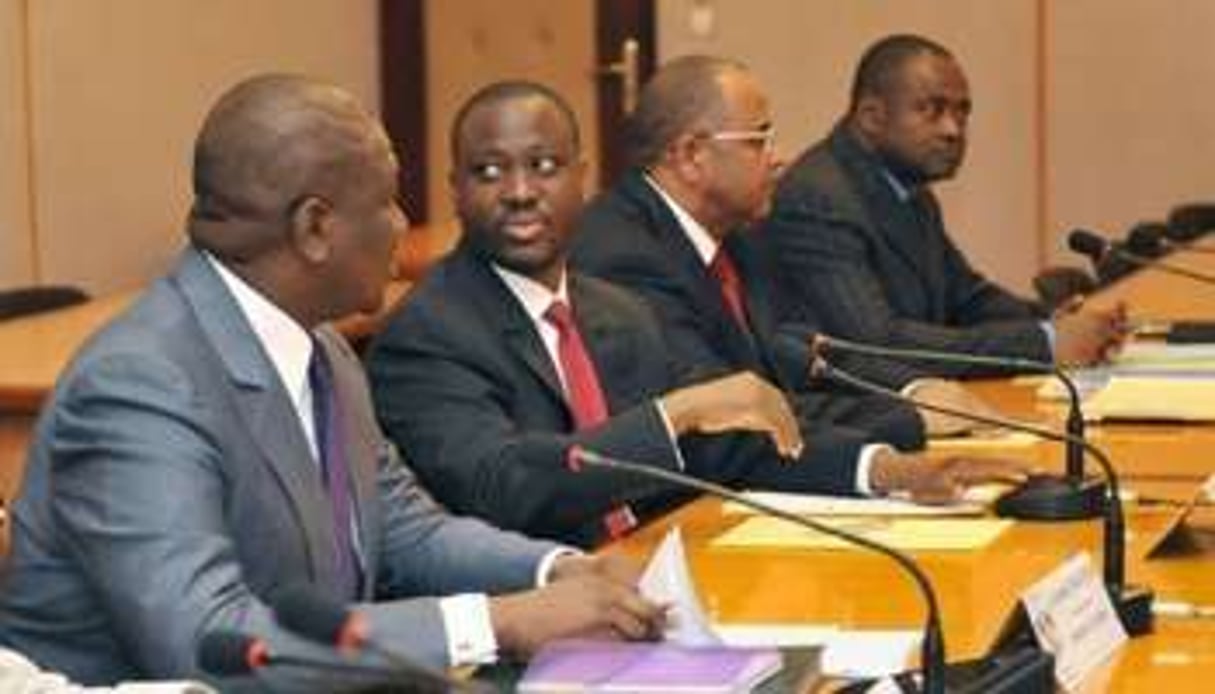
{"left": 764, "top": 124, "right": 1050, "bottom": 379}
{"left": 0, "top": 248, "right": 558, "bottom": 691}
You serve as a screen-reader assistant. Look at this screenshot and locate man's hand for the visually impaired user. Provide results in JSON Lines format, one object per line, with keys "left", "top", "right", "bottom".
{"left": 489, "top": 554, "right": 665, "bottom": 660}
{"left": 904, "top": 378, "right": 1002, "bottom": 438}
{"left": 660, "top": 371, "right": 803, "bottom": 460}
{"left": 870, "top": 451, "right": 1032, "bottom": 504}
{"left": 1053, "top": 299, "right": 1129, "bottom": 366}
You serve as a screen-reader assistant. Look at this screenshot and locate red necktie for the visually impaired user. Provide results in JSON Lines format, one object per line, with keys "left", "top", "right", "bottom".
{"left": 544, "top": 300, "right": 609, "bottom": 430}
{"left": 709, "top": 248, "right": 750, "bottom": 330}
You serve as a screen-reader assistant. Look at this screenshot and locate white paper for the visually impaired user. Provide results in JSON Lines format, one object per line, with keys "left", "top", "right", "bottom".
{"left": 819, "top": 630, "right": 921, "bottom": 679}
{"left": 1020, "top": 553, "right": 1127, "bottom": 691}
{"left": 713, "top": 623, "right": 837, "bottom": 648}
{"left": 723, "top": 491, "right": 986, "bottom": 517}
{"left": 638, "top": 527, "right": 721, "bottom": 646}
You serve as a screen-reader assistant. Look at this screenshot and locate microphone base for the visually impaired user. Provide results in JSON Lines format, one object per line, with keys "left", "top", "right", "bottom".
{"left": 994, "top": 475, "right": 1107, "bottom": 521}
{"left": 837, "top": 646, "right": 1054, "bottom": 693}
{"left": 1115, "top": 584, "right": 1155, "bottom": 637}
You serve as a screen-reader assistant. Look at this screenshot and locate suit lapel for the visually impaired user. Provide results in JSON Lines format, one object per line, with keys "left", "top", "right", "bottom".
{"left": 619, "top": 173, "right": 763, "bottom": 367}
{"left": 452, "top": 248, "right": 568, "bottom": 408}
{"left": 832, "top": 129, "right": 934, "bottom": 275}
{"left": 174, "top": 248, "right": 337, "bottom": 586}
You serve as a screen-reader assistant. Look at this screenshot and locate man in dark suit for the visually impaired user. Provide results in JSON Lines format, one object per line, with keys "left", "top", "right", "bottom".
{"left": 573, "top": 56, "right": 1025, "bottom": 505}
{"left": 0, "top": 75, "right": 663, "bottom": 691}
{"left": 763, "top": 34, "right": 1125, "bottom": 378}
{"left": 368, "top": 81, "right": 812, "bottom": 548}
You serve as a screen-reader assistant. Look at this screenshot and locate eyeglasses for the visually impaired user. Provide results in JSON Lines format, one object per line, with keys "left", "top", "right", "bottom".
{"left": 707, "top": 125, "right": 777, "bottom": 153}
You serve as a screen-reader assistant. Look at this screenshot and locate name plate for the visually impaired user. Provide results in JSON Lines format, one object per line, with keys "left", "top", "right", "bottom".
{"left": 1020, "top": 552, "right": 1127, "bottom": 691}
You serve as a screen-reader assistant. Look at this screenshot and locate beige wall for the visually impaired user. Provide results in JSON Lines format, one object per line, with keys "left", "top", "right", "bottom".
{"left": 2, "top": 0, "right": 378, "bottom": 293}
{"left": 1046, "top": 1, "right": 1215, "bottom": 262}
{"left": 659, "top": 0, "right": 1040, "bottom": 292}
{"left": 0, "top": 0, "right": 34, "bottom": 286}
{"left": 425, "top": 0, "right": 598, "bottom": 225}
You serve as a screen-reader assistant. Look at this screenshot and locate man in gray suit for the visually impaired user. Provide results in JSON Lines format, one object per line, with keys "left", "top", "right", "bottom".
{"left": 764, "top": 34, "right": 1126, "bottom": 378}
{"left": 0, "top": 74, "right": 663, "bottom": 691}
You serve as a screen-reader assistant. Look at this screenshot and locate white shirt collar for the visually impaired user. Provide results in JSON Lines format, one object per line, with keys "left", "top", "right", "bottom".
{"left": 203, "top": 251, "right": 314, "bottom": 414}
{"left": 643, "top": 173, "right": 718, "bottom": 267}
{"left": 492, "top": 263, "right": 571, "bottom": 321}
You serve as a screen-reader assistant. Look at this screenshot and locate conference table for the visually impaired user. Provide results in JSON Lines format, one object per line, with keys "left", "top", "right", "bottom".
{"left": 605, "top": 245, "right": 1215, "bottom": 691}
{"left": 1, "top": 241, "right": 1215, "bottom": 690}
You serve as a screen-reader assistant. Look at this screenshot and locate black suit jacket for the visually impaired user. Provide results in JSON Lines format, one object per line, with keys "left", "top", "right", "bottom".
{"left": 763, "top": 124, "right": 1050, "bottom": 379}
{"left": 571, "top": 170, "right": 925, "bottom": 495}
{"left": 367, "top": 244, "right": 699, "bottom": 547}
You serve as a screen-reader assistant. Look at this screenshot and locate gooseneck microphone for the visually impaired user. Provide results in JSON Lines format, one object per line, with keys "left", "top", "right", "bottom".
{"left": 272, "top": 583, "right": 479, "bottom": 692}
{"left": 810, "top": 356, "right": 1154, "bottom": 637}
{"left": 1069, "top": 228, "right": 1215, "bottom": 285}
{"left": 568, "top": 447, "right": 1053, "bottom": 694}
{"left": 812, "top": 334, "right": 1105, "bottom": 521}
{"left": 196, "top": 629, "right": 446, "bottom": 689}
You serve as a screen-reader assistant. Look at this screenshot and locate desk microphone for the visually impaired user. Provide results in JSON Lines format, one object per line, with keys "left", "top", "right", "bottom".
{"left": 811, "top": 334, "right": 1105, "bottom": 521}
{"left": 1130, "top": 223, "right": 1215, "bottom": 256}
{"left": 1069, "top": 228, "right": 1215, "bottom": 285}
{"left": 810, "top": 356, "right": 1154, "bottom": 637}
{"left": 567, "top": 447, "right": 1054, "bottom": 693}
{"left": 197, "top": 629, "right": 454, "bottom": 691}
{"left": 272, "top": 584, "right": 481, "bottom": 692}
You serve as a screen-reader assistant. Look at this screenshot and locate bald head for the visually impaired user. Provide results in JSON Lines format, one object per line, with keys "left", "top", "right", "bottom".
{"left": 626, "top": 55, "right": 748, "bottom": 168}
{"left": 189, "top": 73, "right": 393, "bottom": 261}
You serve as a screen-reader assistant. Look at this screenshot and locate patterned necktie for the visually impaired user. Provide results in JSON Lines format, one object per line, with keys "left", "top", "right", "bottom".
{"left": 544, "top": 300, "right": 609, "bottom": 430}
{"left": 709, "top": 247, "right": 750, "bottom": 331}
{"left": 308, "top": 342, "right": 360, "bottom": 598}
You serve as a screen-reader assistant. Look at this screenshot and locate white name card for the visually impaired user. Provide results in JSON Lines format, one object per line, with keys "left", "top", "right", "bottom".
{"left": 1020, "top": 552, "right": 1127, "bottom": 691}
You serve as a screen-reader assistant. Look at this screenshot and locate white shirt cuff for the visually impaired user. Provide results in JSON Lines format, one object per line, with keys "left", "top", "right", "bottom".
{"left": 438, "top": 593, "right": 497, "bottom": 666}
{"left": 653, "top": 399, "right": 687, "bottom": 470}
{"left": 536, "top": 547, "right": 581, "bottom": 587}
{"left": 855, "top": 443, "right": 893, "bottom": 496}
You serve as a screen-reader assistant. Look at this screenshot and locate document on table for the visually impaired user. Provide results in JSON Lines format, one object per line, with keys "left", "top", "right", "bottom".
{"left": 1083, "top": 375, "right": 1215, "bottom": 421}
{"left": 712, "top": 516, "right": 1012, "bottom": 551}
{"left": 722, "top": 491, "right": 988, "bottom": 517}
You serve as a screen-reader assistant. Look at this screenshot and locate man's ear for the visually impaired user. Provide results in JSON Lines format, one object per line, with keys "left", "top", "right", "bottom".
{"left": 288, "top": 195, "right": 334, "bottom": 264}
{"left": 853, "top": 94, "right": 887, "bottom": 140}
{"left": 667, "top": 131, "right": 707, "bottom": 184}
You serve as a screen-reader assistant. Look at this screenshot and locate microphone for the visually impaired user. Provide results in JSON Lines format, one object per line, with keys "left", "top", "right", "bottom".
{"left": 567, "top": 447, "right": 1054, "bottom": 694}
{"left": 1068, "top": 228, "right": 1215, "bottom": 285}
{"left": 809, "top": 356, "right": 1154, "bottom": 637}
{"left": 1125, "top": 223, "right": 1169, "bottom": 258}
{"left": 196, "top": 629, "right": 445, "bottom": 689}
{"left": 812, "top": 334, "right": 1105, "bottom": 521}
{"left": 272, "top": 583, "right": 478, "bottom": 692}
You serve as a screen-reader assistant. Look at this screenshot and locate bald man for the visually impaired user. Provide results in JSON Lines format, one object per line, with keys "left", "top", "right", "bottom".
{"left": 0, "top": 75, "right": 662, "bottom": 691}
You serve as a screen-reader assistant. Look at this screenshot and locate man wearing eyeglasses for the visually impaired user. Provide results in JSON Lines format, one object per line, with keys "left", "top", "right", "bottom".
{"left": 572, "top": 56, "right": 1026, "bottom": 502}
{"left": 761, "top": 34, "right": 1126, "bottom": 377}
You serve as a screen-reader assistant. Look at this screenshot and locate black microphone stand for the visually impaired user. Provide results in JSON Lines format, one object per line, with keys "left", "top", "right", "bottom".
{"left": 570, "top": 447, "right": 1054, "bottom": 693}
{"left": 811, "top": 358, "right": 1154, "bottom": 637}
{"left": 813, "top": 335, "right": 1106, "bottom": 521}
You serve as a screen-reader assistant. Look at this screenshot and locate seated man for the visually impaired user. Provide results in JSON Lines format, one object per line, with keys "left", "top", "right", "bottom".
{"left": 573, "top": 56, "right": 1024, "bottom": 507}
{"left": 762, "top": 34, "right": 1125, "bottom": 378}
{"left": 367, "top": 81, "right": 804, "bottom": 547}
{"left": 0, "top": 74, "right": 662, "bottom": 691}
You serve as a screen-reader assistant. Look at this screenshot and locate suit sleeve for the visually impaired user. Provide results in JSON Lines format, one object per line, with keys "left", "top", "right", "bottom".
{"left": 367, "top": 315, "right": 682, "bottom": 548}
{"left": 765, "top": 193, "right": 1051, "bottom": 378}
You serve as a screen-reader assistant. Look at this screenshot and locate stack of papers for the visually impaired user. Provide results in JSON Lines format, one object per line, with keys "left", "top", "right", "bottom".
{"left": 712, "top": 516, "right": 1012, "bottom": 551}
{"left": 1083, "top": 376, "right": 1215, "bottom": 421}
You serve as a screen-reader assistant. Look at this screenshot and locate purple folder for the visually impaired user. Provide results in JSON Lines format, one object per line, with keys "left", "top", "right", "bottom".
{"left": 519, "top": 640, "right": 782, "bottom": 693}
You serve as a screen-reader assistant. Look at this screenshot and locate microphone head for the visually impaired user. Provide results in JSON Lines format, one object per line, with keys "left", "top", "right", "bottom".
{"left": 273, "top": 583, "right": 363, "bottom": 650}
{"left": 197, "top": 630, "right": 267, "bottom": 676}
{"left": 1126, "top": 223, "right": 1167, "bottom": 256}
{"left": 1067, "top": 228, "right": 1108, "bottom": 259}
